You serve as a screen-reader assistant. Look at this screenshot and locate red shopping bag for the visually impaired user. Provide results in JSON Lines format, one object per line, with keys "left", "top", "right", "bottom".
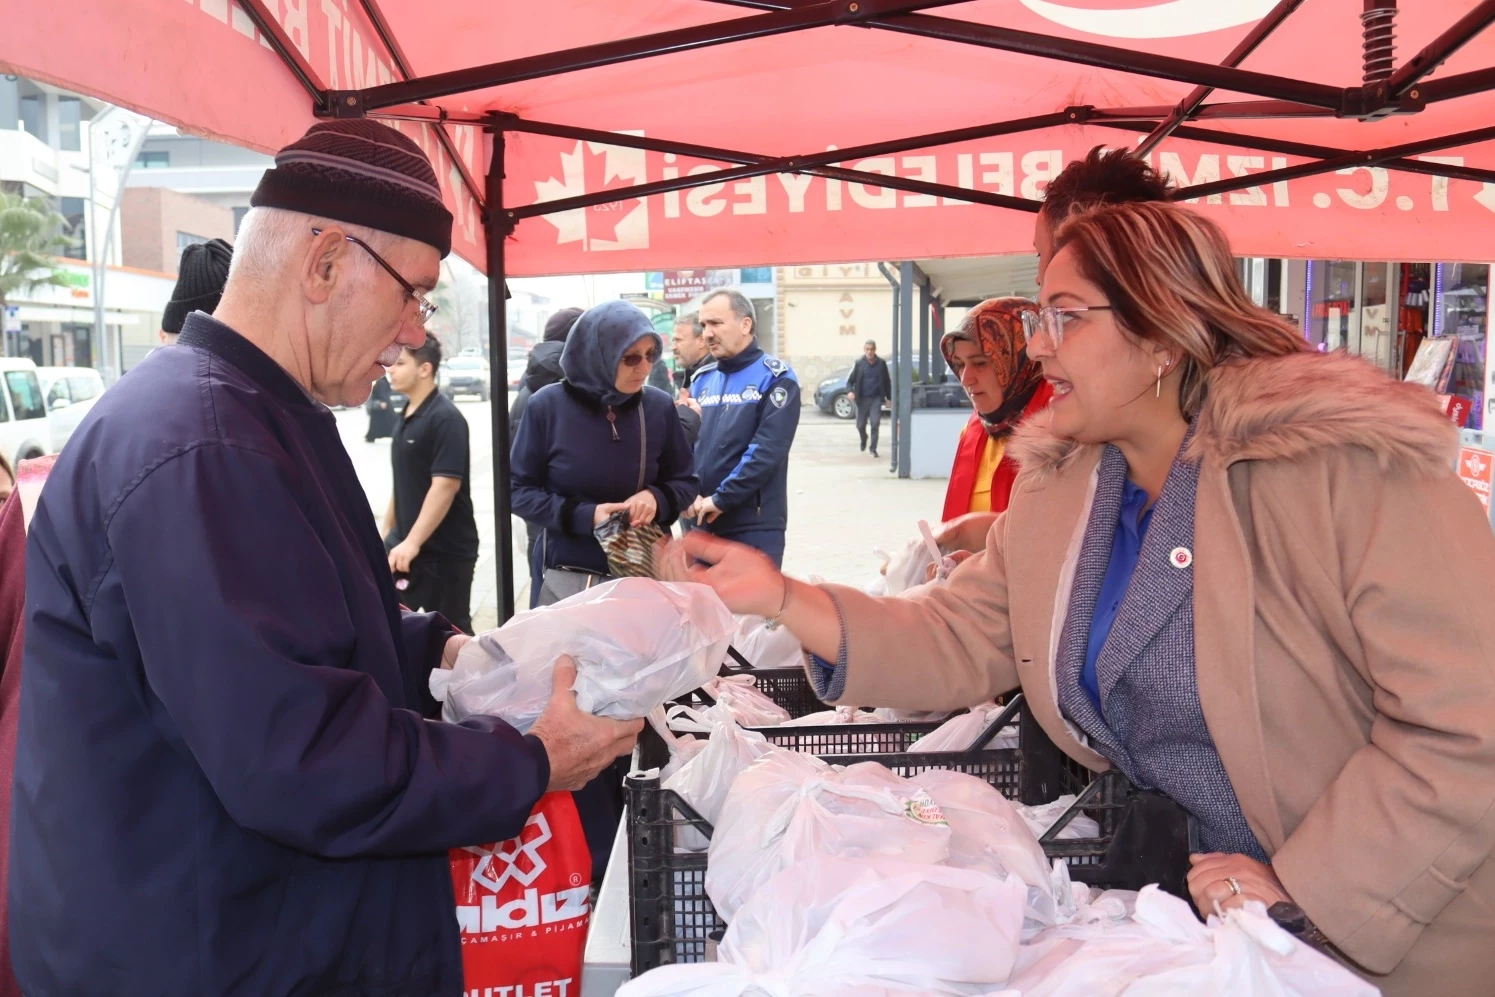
{"left": 451, "top": 792, "right": 593, "bottom": 997}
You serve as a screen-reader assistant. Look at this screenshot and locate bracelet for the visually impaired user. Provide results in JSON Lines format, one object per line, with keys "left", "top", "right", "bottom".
{"left": 766, "top": 575, "right": 792, "bottom": 628}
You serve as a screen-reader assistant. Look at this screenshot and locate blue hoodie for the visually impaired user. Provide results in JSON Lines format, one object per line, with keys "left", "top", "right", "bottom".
{"left": 511, "top": 301, "right": 699, "bottom": 604}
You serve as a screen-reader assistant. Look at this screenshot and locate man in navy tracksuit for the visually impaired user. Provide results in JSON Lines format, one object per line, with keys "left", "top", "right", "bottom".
{"left": 687, "top": 289, "right": 801, "bottom": 566}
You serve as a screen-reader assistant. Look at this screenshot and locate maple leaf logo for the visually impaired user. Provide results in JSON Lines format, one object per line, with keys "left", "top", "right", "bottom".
{"left": 532, "top": 135, "right": 650, "bottom": 251}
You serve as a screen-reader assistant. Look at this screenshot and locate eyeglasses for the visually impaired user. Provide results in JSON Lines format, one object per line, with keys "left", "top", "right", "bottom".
{"left": 312, "top": 228, "right": 437, "bottom": 324}
{"left": 621, "top": 348, "right": 662, "bottom": 368}
{"left": 1021, "top": 305, "right": 1114, "bottom": 349}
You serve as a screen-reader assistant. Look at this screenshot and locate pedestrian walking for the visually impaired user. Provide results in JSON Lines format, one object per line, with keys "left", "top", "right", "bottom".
{"left": 687, "top": 289, "right": 800, "bottom": 566}
{"left": 364, "top": 373, "right": 397, "bottom": 441}
{"left": 846, "top": 339, "right": 891, "bottom": 457}
{"left": 13, "top": 119, "right": 639, "bottom": 997}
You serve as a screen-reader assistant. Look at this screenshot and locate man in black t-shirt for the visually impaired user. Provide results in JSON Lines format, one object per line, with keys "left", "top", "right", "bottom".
{"left": 384, "top": 335, "right": 480, "bottom": 632}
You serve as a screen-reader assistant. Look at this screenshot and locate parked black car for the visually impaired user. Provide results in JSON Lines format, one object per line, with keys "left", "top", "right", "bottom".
{"left": 813, "top": 355, "right": 955, "bottom": 419}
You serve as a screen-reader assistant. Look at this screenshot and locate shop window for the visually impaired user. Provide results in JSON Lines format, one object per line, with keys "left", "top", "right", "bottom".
{"left": 176, "top": 231, "right": 209, "bottom": 254}
{"left": 60, "top": 196, "right": 87, "bottom": 260}
{"left": 136, "top": 150, "right": 170, "bottom": 169}
{"left": 1306, "top": 260, "right": 1358, "bottom": 353}
{"left": 1438, "top": 263, "right": 1489, "bottom": 430}
{"left": 18, "top": 92, "right": 46, "bottom": 143}
{"left": 57, "top": 97, "right": 81, "bottom": 152}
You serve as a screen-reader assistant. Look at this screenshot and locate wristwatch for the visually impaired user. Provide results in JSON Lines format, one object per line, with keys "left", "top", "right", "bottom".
{"left": 1267, "top": 902, "right": 1332, "bottom": 948}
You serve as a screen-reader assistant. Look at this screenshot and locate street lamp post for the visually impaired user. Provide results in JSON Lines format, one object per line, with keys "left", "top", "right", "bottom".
{"left": 81, "top": 107, "right": 149, "bottom": 382}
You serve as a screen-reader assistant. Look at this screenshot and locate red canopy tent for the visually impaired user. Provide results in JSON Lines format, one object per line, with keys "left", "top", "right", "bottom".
{"left": 6, "top": 0, "right": 1495, "bottom": 616}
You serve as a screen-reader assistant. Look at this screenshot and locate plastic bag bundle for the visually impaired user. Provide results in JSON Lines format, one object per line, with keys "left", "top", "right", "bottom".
{"left": 431, "top": 578, "right": 734, "bottom": 730}
{"left": 727, "top": 614, "right": 805, "bottom": 671}
{"left": 706, "top": 757, "right": 952, "bottom": 920}
{"left": 1005, "top": 886, "right": 1380, "bottom": 996}
{"left": 908, "top": 703, "right": 1020, "bottom": 754}
{"left": 779, "top": 706, "right": 908, "bottom": 753}
{"left": 910, "top": 769, "right": 1059, "bottom": 928}
{"left": 619, "top": 857, "right": 1028, "bottom": 997}
{"left": 657, "top": 708, "right": 781, "bottom": 852}
{"left": 699, "top": 674, "right": 792, "bottom": 728}
{"left": 1016, "top": 796, "right": 1102, "bottom": 841}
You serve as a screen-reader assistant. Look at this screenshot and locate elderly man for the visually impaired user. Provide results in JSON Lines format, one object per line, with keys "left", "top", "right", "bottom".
{"left": 14, "top": 120, "right": 640, "bottom": 996}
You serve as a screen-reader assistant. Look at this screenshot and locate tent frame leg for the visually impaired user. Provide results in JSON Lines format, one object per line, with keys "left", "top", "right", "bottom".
{"left": 484, "top": 123, "right": 517, "bottom": 624}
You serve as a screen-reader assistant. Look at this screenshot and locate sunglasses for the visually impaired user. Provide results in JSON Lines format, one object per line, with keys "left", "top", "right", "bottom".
{"left": 621, "top": 348, "right": 662, "bottom": 368}
{"left": 312, "top": 228, "right": 438, "bottom": 324}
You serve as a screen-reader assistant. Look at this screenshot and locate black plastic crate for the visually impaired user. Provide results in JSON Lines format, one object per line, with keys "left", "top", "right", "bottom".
{"left": 670, "top": 663, "right": 825, "bottom": 720}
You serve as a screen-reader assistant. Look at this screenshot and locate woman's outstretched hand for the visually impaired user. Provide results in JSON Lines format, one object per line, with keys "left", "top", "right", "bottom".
{"left": 656, "top": 531, "right": 785, "bottom": 618}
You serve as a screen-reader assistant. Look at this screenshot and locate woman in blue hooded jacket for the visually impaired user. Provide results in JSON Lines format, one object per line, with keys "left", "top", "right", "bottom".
{"left": 512, "top": 300, "right": 700, "bottom": 609}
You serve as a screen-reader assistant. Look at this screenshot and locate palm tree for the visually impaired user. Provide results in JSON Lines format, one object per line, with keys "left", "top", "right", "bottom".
{"left": 0, "top": 192, "right": 73, "bottom": 332}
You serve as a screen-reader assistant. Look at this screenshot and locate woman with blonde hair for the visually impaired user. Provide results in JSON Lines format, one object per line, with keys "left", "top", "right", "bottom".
{"left": 671, "top": 200, "right": 1495, "bottom": 994}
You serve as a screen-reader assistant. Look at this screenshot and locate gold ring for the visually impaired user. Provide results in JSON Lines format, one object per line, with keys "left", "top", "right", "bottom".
{"left": 1226, "top": 876, "right": 1242, "bottom": 897}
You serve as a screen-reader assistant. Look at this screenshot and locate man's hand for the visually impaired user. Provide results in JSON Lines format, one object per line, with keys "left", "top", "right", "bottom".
{"left": 690, "top": 495, "right": 723, "bottom": 524}
{"left": 679, "top": 387, "right": 702, "bottom": 416}
{"left": 933, "top": 512, "right": 1001, "bottom": 556}
{"left": 388, "top": 538, "right": 421, "bottom": 574}
{"left": 441, "top": 633, "right": 471, "bottom": 668}
{"left": 1187, "top": 853, "right": 1293, "bottom": 916}
{"left": 623, "top": 490, "right": 658, "bottom": 527}
{"left": 848, "top": 391, "right": 856, "bottom": 403}
{"left": 529, "top": 656, "right": 644, "bottom": 792}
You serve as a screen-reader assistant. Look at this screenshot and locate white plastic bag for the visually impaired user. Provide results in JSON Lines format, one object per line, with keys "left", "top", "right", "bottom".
{"left": 699, "top": 674, "right": 792, "bottom": 727}
{"left": 706, "top": 757, "right": 952, "bottom": 920}
{"left": 909, "top": 703, "right": 1020, "bottom": 753}
{"left": 911, "top": 769, "right": 1059, "bottom": 928}
{"left": 620, "top": 857, "right": 1028, "bottom": 997}
{"left": 660, "top": 712, "right": 780, "bottom": 852}
{"left": 1017, "top": 795, "right": 1102, "bottom": 840}
{"left": 1007, "top": 886, "right": 1380, "bottom": 996}
{"left": 727, "top": 614, "right": 805, "bottom": 671}
{"left": 432, "top": 578, "right": 734, "bottom": 730}
{"left": 779, "top": 706, "right": 907, "bottom": 753}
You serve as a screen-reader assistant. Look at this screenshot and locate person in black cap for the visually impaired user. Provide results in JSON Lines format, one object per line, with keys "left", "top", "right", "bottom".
{"left": 13, "top": 119, "right": 640, "bottom": 997}
{"left": 158, "top": 237, "right": 233, "bottom": 346}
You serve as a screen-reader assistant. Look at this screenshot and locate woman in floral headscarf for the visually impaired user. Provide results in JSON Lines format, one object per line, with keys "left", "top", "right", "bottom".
{"left": 935, "top": 297, "right": 1053, "bottom": 553}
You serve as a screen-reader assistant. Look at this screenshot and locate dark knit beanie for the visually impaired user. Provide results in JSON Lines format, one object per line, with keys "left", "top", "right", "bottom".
{"left": 544, "top": 307, "right": 584, "bottom": 344}
{"left": 162, "top": 238, "right": 233, "bottom": 334}
{"left": 250, "top": 119, "right": 453, "bottom": 257}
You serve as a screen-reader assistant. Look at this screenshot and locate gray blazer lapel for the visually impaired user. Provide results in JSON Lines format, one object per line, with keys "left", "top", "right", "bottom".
{"left": 1055, "top": 446, "right": 1130, "bottom": 764}
{"left": 1096, "top": 454, "right": 1201, "bottom": 710}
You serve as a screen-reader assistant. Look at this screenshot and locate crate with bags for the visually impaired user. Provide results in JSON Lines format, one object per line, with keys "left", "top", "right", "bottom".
{"left": 619, "top": 700, "right": 1374, "bottom": 996}
{"left": 627, "top": 693, "right": 1202, "bottom": 975}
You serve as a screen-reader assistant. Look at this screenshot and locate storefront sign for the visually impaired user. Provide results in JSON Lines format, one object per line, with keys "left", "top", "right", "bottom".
{"left": 1458, "top": 446, "right": 1493, "bottom": 511}
{"left": 661, "top": 269, "right": 739, "bottom": 304}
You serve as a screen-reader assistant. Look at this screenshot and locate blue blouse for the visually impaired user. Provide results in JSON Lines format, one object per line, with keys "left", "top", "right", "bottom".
{"left": 1081, "top": 478, "right": 1154, "bottom": 715}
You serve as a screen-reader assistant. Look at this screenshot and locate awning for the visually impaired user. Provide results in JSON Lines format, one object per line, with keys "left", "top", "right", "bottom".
{"left": 5, "top": 1, "right": 1495, "bottom": 274}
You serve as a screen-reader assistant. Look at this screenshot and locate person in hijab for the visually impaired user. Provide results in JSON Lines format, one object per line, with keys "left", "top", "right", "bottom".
{"left": 510, "top": 299, "right": 699, "bottom": 882}
{"left": 934, "top": 297, "right": 1054, "bottom": 554}
{"left": 511, "top": 299, "right": 699, "bottom": 611}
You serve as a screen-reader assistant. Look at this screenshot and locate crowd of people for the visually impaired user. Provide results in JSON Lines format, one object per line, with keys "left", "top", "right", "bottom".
{"left": 0, "top": 115, "right": 1489, "bottom": 997}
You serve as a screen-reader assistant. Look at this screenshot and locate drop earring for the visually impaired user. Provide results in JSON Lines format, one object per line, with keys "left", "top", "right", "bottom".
{"left": 1156, "top": 364, "right": 1164, "bottom": 398}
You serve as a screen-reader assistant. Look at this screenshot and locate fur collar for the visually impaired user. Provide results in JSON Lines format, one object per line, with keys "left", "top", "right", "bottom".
{"left": 1008, "top": 351, "right": 1458, "bottom": 480}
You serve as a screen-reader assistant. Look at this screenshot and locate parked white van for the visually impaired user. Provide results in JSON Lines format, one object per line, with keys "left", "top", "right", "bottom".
{"left": 0, "top": 358, "right": 54, "bottom": 468}
{"left": 37, "top": 366, "right": 106, "bottom": 450}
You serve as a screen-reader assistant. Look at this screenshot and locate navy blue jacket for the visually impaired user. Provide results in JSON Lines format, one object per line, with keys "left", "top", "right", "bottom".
{"left": 511, "top": 302, "right": 699, "bottom": 606}
{"left": 691, "top": 344, "right": 801, "bottom": 535}
{"left": 13, "top": 315, "right": 550, "bottom": 997}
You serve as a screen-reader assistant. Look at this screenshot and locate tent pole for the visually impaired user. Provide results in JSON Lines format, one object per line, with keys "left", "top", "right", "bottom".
{"left": 1388, "top": 0, "right": 1495, "bottom": 98}
{"left": 1100, "top": 120, "right": 1495, "bottom": 186}
{"left": 485, "top": 124, "right": 516, "bottom": 624}
{"left": 1172, "top": 121, "right": 1495, "bottom": 202}
{"left": 918, "top": 282, "right": 930, "bottom": 383}
{"left": 236, "top": 0, "right": 327, "bottom": 110}
{"left": 352, "top": 0, "right": 959, "bottom": 112}
{"left": 897, "top": 262, "right": 915, "bottom": 479}
{"left": 1136, "top": 0, "right": 1307, "bottom": 156}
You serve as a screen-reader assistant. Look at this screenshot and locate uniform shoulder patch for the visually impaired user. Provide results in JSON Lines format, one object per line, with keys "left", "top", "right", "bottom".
{"left": 762, "top": 356, "right": 788, "bottom": 377}
{"left": 769, "top": 385, "right": 789, "bottom": 408}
